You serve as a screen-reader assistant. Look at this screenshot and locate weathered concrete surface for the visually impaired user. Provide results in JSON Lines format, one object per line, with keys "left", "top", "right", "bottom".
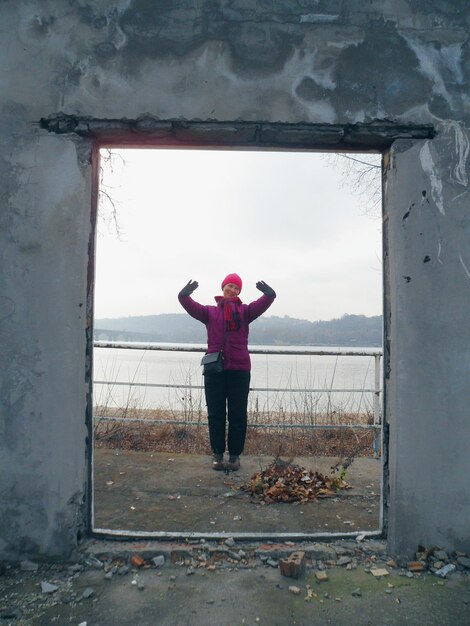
{"left": 93, "top": 450, "right": 381, "bottom": 534}
{"left": 385, "top": 137, "right": 470, "bottom": 555}
{"left": 1, "top": 553, "right": 469, "bottom": 626}
{"left": 1, "top": 1, "right": 469, "bottom": 559}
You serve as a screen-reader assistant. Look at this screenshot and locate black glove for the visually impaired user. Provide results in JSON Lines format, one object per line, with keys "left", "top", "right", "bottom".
{"left": 179, "top": 280, "right": 199, "bottom": 297}
{"left": 256, "top": 280, "right": 276, "bottom": 298}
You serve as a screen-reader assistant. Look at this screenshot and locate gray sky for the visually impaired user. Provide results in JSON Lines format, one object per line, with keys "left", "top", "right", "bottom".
{"left": 95, "top": 148, "right": 382, "bottom": 322}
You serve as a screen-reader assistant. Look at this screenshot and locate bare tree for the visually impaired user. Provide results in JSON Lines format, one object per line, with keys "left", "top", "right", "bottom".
{"left": 323, "top": 153, "right": 382, "bottom": 216}
{"left": 98, "top": 148, "right": 126, "bottom": 239}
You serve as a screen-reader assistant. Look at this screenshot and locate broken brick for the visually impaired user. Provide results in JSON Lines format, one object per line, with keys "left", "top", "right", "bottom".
{"left": 407, "top": 561, "right": 426, "bottom": 572}
{"left": 279, "top": 551, "right": 306, "bottom": 579}
{"left": 130, "top": 555, "right": 145, "bottom": 568}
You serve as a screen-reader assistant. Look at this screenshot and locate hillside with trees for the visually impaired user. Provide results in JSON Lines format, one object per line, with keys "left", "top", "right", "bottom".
{"left": 95, "top": 313, "right": 382, "bottom": 347}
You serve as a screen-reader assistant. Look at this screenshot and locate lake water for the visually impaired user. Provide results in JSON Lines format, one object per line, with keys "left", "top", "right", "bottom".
{"left": 93, "top": 344, "right": 382, "bottom": 416}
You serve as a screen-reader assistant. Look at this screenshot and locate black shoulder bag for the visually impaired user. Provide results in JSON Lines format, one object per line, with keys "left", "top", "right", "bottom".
{"left": 201, "top": 317, "right": 227, "bottom": 375}
{"left": 200, "top": 350, "right": 224, "bottom": 374}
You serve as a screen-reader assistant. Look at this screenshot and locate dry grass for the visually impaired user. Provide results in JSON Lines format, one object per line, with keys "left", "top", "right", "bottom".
{"left": 94, "top": 406, "right": 376, "bottom": 458}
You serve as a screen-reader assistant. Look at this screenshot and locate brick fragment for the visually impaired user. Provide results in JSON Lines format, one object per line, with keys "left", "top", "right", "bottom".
{"left": 407, "top": 561, "right": 426, "bottom": 572}
{"left": 279, "top": 551, "right": 306, "bottom": 579}
{"left": 131, "top": 555, "right": 145, "bottom": 568}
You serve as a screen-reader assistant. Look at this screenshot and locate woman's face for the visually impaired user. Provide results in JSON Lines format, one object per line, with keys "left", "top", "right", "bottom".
{"left": 222, "top": 283, "right": 241, "bottom": 298}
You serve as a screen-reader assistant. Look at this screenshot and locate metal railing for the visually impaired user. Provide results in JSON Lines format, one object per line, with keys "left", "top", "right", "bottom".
{"left": 93, "top": 341, "right": 383, "bottom": 455}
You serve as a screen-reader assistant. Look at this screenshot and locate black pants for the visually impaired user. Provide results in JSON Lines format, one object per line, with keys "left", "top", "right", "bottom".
{"left": 204, "top": 370, "right": 251, "bottom": 456}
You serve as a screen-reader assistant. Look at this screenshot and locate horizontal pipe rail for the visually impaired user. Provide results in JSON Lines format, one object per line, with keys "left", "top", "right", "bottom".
{"left": 94, "top": 341, "right": 382, "bottom": 357}
{"left": 93, "top": 415, "right": 380, "bottom": 430}
{"left": 93, "top": 341, "right": 383, "bottom": 455}
{"left": 94, "top": 380, "right": 377, "bottom": 394}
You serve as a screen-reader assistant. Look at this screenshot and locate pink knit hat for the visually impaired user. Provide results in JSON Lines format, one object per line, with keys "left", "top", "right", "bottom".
{"left": 221, "top": 273, "right": 242, "bottom": 292}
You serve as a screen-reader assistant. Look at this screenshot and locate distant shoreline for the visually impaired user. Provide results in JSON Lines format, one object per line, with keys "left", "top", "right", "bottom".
{"left": 95, "top": 312, "right": 383, "bottom": 348}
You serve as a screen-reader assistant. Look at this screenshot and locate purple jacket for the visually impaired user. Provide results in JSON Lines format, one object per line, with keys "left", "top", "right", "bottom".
{"left": 178, "top": 293, "right": 275, "bottom": 371}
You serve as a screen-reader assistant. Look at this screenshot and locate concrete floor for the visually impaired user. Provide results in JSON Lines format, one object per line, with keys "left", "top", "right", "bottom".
{"left": 2, "top": 555, "right": 469, "bottom": 626}
{"left": 93, "top": 449, "right": 381, "bottom": 535}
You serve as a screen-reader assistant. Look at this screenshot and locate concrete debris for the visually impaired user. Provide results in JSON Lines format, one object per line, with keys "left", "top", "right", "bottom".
{"left": 84, "top": 556, "right": 104, "bottom": 570}
{"left": 435, "top": 564, "right": 456, "bottom": 578}
{"left": 370, "top": 568, "right": 389, "bottom": 578}
{"left": 433, "top": 550, "right": 448, "bottom": 561}
{"left": 224, "top": 537, "right": 236, "bottom": 547}
{"left": 1, "top": 540, "right": 469, "bottom": 624}
{"left": 41, "top": 581, "right": 59, "bottom": 593}
{"left": 81, "top": 587, "right": 95, "bottom": 599}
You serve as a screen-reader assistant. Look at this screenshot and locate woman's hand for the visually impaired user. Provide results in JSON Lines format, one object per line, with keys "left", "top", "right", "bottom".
{"left": 179, "top": 280, "right": 199, "bottom": 297}
{"left": 256, "top": 280, "right": 276, "bottom": 297}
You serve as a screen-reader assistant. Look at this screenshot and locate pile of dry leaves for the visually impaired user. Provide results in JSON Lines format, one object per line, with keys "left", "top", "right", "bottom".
{"left": 240, "top": 458, "right": 351, "bottom": 504}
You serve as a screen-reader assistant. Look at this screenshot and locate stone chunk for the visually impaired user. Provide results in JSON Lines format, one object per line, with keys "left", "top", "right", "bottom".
{"left": 315, "top": 570, "right": 329, "bottom": 582}
{"left": 370, "top": 568, "right": 389, "bottom": 578}
{"left": 457, "top": 556, "right": 470, "bottom": 570}
{"left": 41, "top": 581, "right": 59, "bottom": 594}
{"left": 288, "top": 585, "right": 301, "bottom": 595}
{"left": 433, "top": 550, "right": 448, "bottom": 561}
{"left": 279, "top": 551, "right": 306, "bottom": 579}
{"left": 305, "top": 543, "right": 337, "bottom": 560}
{"left": 435, "top": 564, "right": 456, "bottom": 578}
{"left": 81, "top": 587, "right": 95, "bottom": 599}
{"left": 152, "top": 556, "right": 165, "bottom": 568}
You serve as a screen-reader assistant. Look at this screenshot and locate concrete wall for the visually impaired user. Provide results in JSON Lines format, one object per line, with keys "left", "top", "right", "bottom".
{"left": 1, "top": 1, "right": 469, "bottom": 558}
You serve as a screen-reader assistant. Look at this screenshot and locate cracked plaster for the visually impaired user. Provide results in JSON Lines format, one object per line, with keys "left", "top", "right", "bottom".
{"left": 0, "top": 0, "right": 469, "bottom": 559}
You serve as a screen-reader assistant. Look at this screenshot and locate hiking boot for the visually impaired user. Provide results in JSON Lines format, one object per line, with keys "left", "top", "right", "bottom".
{"left": 226, "top": 455, "right": 240, "bottom": 471}
{"left": 212, "top": 453, "right": 225, "bottom": 471}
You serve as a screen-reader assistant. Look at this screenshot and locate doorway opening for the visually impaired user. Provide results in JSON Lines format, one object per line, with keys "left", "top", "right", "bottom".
{"left": 91, "top": 146, "right": 383, "bottom": 538}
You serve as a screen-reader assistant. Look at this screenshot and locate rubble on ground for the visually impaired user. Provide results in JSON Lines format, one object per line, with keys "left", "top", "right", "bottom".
{"left": 1, "top": 540, "right": 469, "bottom": 622}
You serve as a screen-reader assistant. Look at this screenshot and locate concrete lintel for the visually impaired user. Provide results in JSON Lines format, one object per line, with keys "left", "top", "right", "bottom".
{"left": 39, "top": 115, "right": 435, "bottom": 150}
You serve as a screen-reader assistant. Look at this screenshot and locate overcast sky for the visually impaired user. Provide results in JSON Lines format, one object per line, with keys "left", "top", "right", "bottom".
{"left": 95, "top": 148, "right": 382, "bottom": 322}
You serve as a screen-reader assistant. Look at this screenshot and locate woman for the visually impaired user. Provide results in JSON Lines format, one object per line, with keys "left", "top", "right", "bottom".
{"left": 178, "top": 274, "right": 276, "bottom": 471}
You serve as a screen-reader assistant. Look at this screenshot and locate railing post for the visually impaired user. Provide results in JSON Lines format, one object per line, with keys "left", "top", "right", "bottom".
{"left": 373, "top": 354, "right": 381, "bottom": 457}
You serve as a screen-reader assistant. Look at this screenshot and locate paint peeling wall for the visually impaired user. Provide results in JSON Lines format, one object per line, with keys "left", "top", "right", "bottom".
{"left": 0, "top": 1, "right": 469, "bottom": 557}
{"left": 384, "top": 136, "right": 470, "bottom": 555}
